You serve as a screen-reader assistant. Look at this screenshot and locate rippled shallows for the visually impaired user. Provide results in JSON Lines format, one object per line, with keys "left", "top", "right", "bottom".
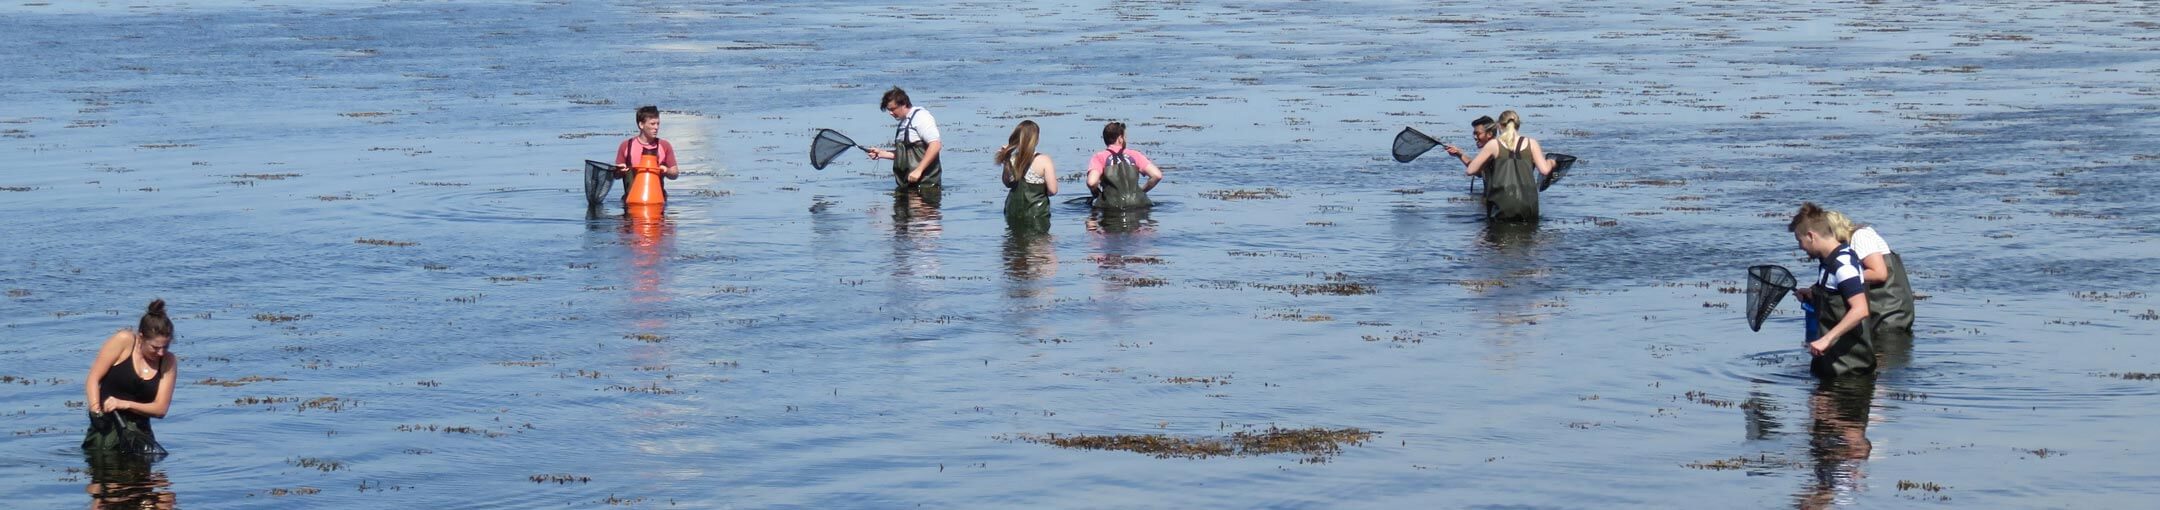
{"left": 3, "top": 1, "right": 2157, "bottom": 508}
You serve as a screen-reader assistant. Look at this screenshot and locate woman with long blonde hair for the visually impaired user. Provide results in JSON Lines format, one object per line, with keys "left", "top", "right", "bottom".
{"left": 1824, "top": 210, "right": 1916, "bottom": 332}
{"left": 1460, "top": 110, "right": 1557, "bottom": 221}
{"left": 997, "top": 120, "right": 1057, "bottom": 228}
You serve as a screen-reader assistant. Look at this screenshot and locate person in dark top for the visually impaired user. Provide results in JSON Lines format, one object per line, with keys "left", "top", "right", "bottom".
{"left": 1790, "top": 203, "right": 1874, "bottom": 378}
{"left": 1459, "top": 110, "right": 1556, "bottom": 221}
{"left": 83, "top": 299, "right": 178, "bottom": 453}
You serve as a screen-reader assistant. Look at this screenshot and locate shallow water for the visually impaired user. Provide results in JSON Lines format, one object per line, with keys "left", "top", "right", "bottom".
{"left": 3, "top": 0, "right": 2157, "bottom": 507}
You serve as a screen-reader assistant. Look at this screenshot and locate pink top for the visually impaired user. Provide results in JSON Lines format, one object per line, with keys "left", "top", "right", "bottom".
{"left": 615, "top": 137, "right": 677, "bottom": 170}
{"left": 1087, "top": 147, "right": 1153, "bottom": 176}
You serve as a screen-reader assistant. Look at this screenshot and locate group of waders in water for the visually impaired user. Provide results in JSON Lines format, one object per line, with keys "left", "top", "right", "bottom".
{"left": 600, "top": 86, "right": 1919, "bottom": 382}
{"left": 74, "top": 87, "right": 1917, "bottom": 468}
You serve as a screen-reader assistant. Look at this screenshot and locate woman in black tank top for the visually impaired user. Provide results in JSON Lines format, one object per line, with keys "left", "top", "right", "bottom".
{"left": 83, "top": 300, "right": 178, "bottom": 453}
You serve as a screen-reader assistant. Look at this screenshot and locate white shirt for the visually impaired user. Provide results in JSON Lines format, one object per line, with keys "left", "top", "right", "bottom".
{"left": 1849, "top": 226, "right": 1892, "bottom": 259}
{"left": 1024, "top": 157, "right": 1049, "bottom": 184}
{"left": 897, "top": 107, "right": 940, "bottom": 144}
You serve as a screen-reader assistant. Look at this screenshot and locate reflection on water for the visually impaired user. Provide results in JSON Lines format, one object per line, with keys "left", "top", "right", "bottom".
{"left": 1798, "top": 375, "right": 1876, "bottom": 510}
{"left": 623, "top": 209, "right": 675, "bottom": 332}
{"left": 1001, "top": 228, "right": 1058, "bottom": 292}
{"left": 1086, "top": 208, "right": 1155, "bottom": 235}
{"left": 83, "top": 451, "right": 174, "bottom": 510}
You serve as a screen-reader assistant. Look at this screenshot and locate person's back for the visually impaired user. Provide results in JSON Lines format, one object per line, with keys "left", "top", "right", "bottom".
{"left": 1484, "top": 136, "right": 1538, "bottom": 221}
{"left": 1088, "top": 122, "right": 1163, "bottom": 211}
{"left": 999, "top": 120, "right": 1055, "bottom": 230}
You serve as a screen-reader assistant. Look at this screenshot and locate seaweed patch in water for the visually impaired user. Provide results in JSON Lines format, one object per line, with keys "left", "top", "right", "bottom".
{"left": 198, "top": 375, "right": 288, "bottom": 387}
{"left": 1683, "top": 453, "right": 1798, "bottom": 471}
{"left": 1012, "top": 426, "right": 1376, "bottom": 463}
{"left": 355, "top": 238, "right": 417, "bottom": 247}
{"left": 1897, "top": 480, "right": 1949, "bottom": 492}
{"left": 289, "top": 457, "right": 346, "bottom": 472}
{"left": 530, "top": 474, "right": 591, "bottom": 484}
{"left": 253, "top": 312, "right": 310, "bottom": 323}
{"left": 1199, "top": 188, "right": 1289, "bottom": 201}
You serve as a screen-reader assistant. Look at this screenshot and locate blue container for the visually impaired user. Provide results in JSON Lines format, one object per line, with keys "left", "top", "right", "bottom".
{"left": 1800, "top": 301, "right": 1820, "bottom": 342}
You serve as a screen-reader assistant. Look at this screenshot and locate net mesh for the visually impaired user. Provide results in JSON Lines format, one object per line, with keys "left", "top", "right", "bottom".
{"left": 583, "top": 160, "right": 616, "bottom": 206}
{"left": 1392, "top": 127, "right": 1441, "bottom": 163}
{"left": 1746, "top": 265, "right": 1798, "bottom": 332}
{"left": 811, "top": 129, "right": 859, "bottom": 170}
{"left": 1539, "top": 153, "right": 1578, "bottom": 191}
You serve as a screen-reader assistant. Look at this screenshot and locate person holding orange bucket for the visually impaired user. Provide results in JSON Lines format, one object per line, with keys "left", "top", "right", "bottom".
{"left": 614, "top": 106, "right": 679, "bottom": 213}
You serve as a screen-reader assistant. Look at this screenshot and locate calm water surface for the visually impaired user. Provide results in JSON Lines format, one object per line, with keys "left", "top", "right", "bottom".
{"left": 3, "top": 1, "right": 2157, "bottom": 508}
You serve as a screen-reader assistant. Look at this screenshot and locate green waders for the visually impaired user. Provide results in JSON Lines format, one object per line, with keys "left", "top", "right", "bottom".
{"left": 1095, "top": 150, "right": 1151, "bottom": 211}
{"left": 893, "top": 112, "right": 940, "bottom": 189}
{"left": 1867, "top": 252, "right": 1916, "bottom": 334}
{"left": 1005, "top": 168, "right": 1051, "bottom": 232}
{"left": 1810, "top": 285, "right": 1876, "bottom": 379}
{"left": 1484, "top": 138, "right": 1539, "bottom": 222}
{"left": 83, "top": 410, "right": 163, "bottom": 454}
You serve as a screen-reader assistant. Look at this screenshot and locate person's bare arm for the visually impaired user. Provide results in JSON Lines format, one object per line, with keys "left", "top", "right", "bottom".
{"left": 907, "top": 140, "right": 943, "bottom": 183}
{"left": 1527, "top": 138, "right": 1555, "bottom": 176}
{"left": 83, "top": 331, "right": 130, "bottom": 414}
{"left": 1463, "top": 140, "right": 1498, "bottom": 176}
{"left": 1861, "top": 253, "right": 1889, "bottom": 285}
{"left": 1141, "top": 162, "right": 1164, "bottom": 192}
{"left": 1810, "top": 293, "right": 1870, "bottom": 356}
{"left": 1039, "top": 155, "right": 1059, "bottom": 196}
{"left": 111, "top": 356, "right": 178, "bottom": 419}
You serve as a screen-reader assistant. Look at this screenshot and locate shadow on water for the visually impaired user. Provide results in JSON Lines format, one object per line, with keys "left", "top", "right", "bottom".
{"left": 83, "top": 451, "right": 175, "bottom": 510}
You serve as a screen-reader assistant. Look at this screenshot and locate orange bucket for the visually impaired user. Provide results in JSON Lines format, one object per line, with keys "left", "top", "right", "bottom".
{"left": 625, "top": 154, "right": 666, "bottom": 206}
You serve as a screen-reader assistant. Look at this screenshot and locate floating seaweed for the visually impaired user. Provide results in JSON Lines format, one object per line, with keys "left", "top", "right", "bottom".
{"left": 355, "top": 238, "right": 417, "bottom": 247}
{"left": 198, "top": 376, "right": 287, "bottom": 387}
{"left": 1014, "top": 426, "right": 1375, "bottom": 463}
{"left": 1199, "top": 188, "right": 1289, "bottom": 201}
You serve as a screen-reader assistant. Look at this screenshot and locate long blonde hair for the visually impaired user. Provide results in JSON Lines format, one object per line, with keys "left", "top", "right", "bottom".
{"left": 995, "top": 120, "right": 1040, "bottom": 184}
{"left": 1494, "top": 110, "right": 1524, "bottom": 150}
{"left": 1824, "top": 210, "right": 1860, "bottom": 243}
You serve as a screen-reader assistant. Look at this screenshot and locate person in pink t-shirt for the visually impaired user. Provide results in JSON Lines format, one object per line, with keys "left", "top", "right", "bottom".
{"left": 613, "top": 106, "right": 679, "bottom": 204}
{"left": 1086, "top": 122, "right": 1164, "bottom": 209}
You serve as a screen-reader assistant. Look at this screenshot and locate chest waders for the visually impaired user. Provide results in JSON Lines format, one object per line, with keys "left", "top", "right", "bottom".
{"left": 1484, "top": 138, "right": 1539, "bottom": 222}
{"left": 1095, "top": 149, "right": 1151, "bottom": 211}
{"left": 1005, "top": 166, "right": 1051, "bottom": 230}
{"left": 1810, "top": 284, "right": 1876, "bottom": 379}
{"left": 893, "top": 111, "right": 941, "bottom": 189}
{"left": 1866, "top": 252, "right": 1916, "bottom": 334}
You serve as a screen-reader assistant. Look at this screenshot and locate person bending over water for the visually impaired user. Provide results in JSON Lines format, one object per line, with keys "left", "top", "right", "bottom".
{"left": 1826, "top": 210, "right": 1916, "bottom": 334}
{"left": 998, "top": 120, "right": 1057, "bottom": 228}
{"left": 1460, "top": 110, "right": 1555, "bottom": 221}
{"left": 83, "top": 299, "right": 178, "bottom": 454}
{"left": 865, "top": 87, "right": 943, "bottom": 189}
{"left": 1790, "top": 203, "right": 1874, "bottom": 379}
{"left": 1087, "top": 121, "right": 1163, "bottom": 211}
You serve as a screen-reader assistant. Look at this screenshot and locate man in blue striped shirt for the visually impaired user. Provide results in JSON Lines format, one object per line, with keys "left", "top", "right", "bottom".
{"left": 1790, "top": 203, "right": 1874, "bottom": 378}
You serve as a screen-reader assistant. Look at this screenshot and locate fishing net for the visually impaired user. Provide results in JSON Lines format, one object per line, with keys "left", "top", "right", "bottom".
{"left": 1391, "top": 127, "right": 1441, "bottom": 163}
{"left": 810, "top": 129, "right": 860, "bottom": 170}
{"left": 1746, "top": 265, "right": 1797, "bottom": 332}
{"left": 584, "top": 160, "right": 616, "bottom": 206}
{"left": 1539, "top": 153, "right": 1577, "bottom": 191}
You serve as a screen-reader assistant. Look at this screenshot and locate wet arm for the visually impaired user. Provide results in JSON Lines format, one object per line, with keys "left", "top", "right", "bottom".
{"left": 1462, "top": 145, "right": 1493, "bottom": 176}
{"left": 84, "top": 338, "right": 121, "bottom": 414}
{"left": 912, "top": 140, "right": 943, "bottom": 178}
{"left": 1040, "top": 156, "right": 1059, "bottom": 196}
{"left": 115, "top": 358, "right": 177, "bottom": 419}
{"left": 1861, "top": 253, "right": 1889, "bottom": 286}
{"left": 1527, "top": 139, "right": 1555, "bottom": 176}
{"left": 1813, "top": 293, "right": 1870, "bottom": 352}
